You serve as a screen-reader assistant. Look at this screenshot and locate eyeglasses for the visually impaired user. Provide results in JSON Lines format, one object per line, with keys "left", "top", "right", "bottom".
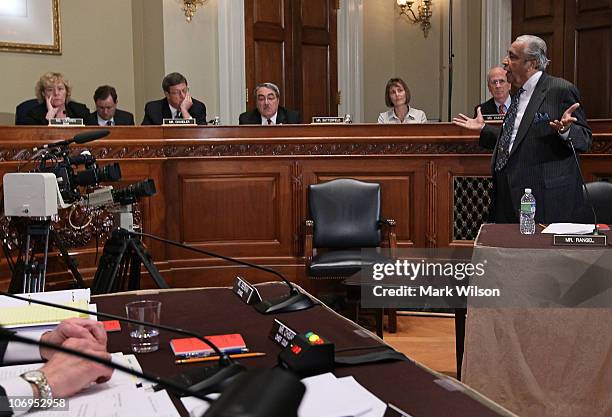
{"left": 168, "top": 87, "right": 188, "bottom": 97}
{"left": 489, "top": 79, "right": 507, "bottom": 86}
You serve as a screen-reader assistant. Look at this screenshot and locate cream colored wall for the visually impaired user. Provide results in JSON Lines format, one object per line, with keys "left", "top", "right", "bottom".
{"left": 0, "top": 0, "right": 136, "bottom": 124}
{"left": 162, "top": 0, "right": 219, "bottom": 121}
{"left": 363, "top": 0, "right": 481, "bottom": 123}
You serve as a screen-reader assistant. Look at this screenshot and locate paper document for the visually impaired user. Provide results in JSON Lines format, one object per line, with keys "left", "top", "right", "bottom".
{"left": 299, "top": 372, "right": 386, "bottom": 417}
{"left": 541, "top": 223, "right": 595, "bottom": 234}
{"left": 0, "top": 289, "right": 91, "bottom": 328}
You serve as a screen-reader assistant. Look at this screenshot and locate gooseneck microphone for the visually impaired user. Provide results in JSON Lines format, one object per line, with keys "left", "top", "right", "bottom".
{"left": 0, "top": 291, "right": 245, "bottom": 395}
{"left": 0, "top": 328, "right": 213, "bottom": 403}
{"left": 134, "top": 231, "right": 316, "bottom": 314}
{"left": 33, "top": 129, "right": 110, "bottom": 152}
{"left": 565, "top": 135, "right": 599, "bottom": 234}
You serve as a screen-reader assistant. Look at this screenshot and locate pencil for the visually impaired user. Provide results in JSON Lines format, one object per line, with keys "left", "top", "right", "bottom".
{"left": 175, "top": 352, "right": 266, "bottom": 364}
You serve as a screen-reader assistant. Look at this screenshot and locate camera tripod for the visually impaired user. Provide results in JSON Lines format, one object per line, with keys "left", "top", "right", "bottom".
{"left": 7, "top": 218, "right": 85, "bottom": 293}
{"left": 91, "top": 205, "right": 169, "bottom": 294}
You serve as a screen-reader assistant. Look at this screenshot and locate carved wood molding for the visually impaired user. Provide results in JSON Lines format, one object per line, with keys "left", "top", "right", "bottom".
{"left": 425, "top": 160, "right": 438, "bottom": 248}
{"left": 0, "top": 142, "right": 495, "bottom": 161}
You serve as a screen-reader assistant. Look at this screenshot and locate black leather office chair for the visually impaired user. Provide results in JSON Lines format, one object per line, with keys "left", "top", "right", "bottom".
{"left": 304, "top": 178, "right": 397, "bottom": 332}
{"left": 573, "top": 181, "right": 612, "bottom": 224}
{"left": 15, "top": 98, "right": 39, "bottom": 125}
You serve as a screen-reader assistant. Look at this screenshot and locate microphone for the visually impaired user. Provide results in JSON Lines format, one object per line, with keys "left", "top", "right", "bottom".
{"left": 565, "top": 134, "right": 599, "bottom": 234}
{"left": 0, "top": 328, "right": 213, "bottom": 403}
{"left": 134, "top": 231, "right": 316, "bottom": 314}
{"left": 1, "top": 330, "right": 306, "bottom": 417}
{"left": 0, "top": 291, "right": 245, "bottom": 395}
{"left": 33, "top": 129, "right": 110, "bottom": 151}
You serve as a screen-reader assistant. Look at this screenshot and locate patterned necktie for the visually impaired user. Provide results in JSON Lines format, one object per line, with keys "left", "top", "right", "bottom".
{"left": 498, "top": 104, "right": 506, "bottom": 115}
{"left": 106, "top": 120, "right": 113, "bottom": 126}
{"left": 175, "top": 111, "right": 182, "bottom": 119}
{"left": 267, "top": 118, "right": 272, "bottom": 125}
{"left": 495, "top": 87, "right": 525, "bottom": 171}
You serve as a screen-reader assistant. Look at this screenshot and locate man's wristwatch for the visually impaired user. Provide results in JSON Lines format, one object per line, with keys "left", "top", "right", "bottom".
{"left": 558, "top": 124, "right": 570, "bottom": 133}
{"left": 20, "top": 370, "right": 53, "bottom": 399}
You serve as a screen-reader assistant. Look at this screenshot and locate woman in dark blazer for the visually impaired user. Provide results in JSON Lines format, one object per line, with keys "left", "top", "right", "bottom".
{"left": 20, "top": 72, "right": 90, "bottom": 125}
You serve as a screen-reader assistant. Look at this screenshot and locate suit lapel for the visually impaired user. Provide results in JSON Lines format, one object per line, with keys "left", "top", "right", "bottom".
{"left": 162, "top": 98, "right": 172, "bottom": 120}
{"left": 276, "top": 107, "right": 287, "bottom": 124}
{"left": 509, "top": 73, "right": 548, "bottom": 156}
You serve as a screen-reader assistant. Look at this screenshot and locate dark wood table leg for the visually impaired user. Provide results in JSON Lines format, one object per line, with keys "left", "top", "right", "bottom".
{"left": 455, "top": 307, "right": 467, "bottom": 380}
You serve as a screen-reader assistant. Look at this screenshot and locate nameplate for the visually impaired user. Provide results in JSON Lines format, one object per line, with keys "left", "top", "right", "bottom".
{"left": 482, "top": 114, "right": 504, "bottom": 122}
{"left": 553, "top": 234, "right": 607, "bottom": 246}
{"left": 311, "top": 116, "right": 345, "bottom": 124}
{"left": 269, "top": 318, "right": 297, "bottom": 348}
{"left": 232, "top": 276, "right": 262, "bottom": 305}
{"left": 49, "top": 118, "right": 84, "bottom": 126}
{"left": 162, "top": 118, "right": 196, "bottom": 125}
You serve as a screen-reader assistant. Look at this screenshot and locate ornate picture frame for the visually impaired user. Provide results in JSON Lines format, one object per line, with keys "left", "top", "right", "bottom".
{"left": 0, "top": 0, "right": 61, "bottom": 55}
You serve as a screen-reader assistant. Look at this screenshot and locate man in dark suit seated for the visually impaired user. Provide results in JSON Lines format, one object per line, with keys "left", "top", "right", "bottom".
{"left": 239, "top": 82, "right": 301, "bottom": 125}
{"left": 141, "top": 72, "right": 207, "bottom": 125}
{"left": 88, "top": 85, "right": 134, "bottom": 126}
{"left": 473, "top": 66, "right": 511, "bottom": 122}
{"left": 453, "top": 35, "right": 592, "bottom": 224}
{"left": 0, "top": 319, "right": 113, "bottom": 416}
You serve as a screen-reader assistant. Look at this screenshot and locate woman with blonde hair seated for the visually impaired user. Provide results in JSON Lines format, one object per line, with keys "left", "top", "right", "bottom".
{"left": 378, "top": 78, "right": 427, "bottom": 124}
{"left": 22, "top": 72, "right": 90, "bottom": 125}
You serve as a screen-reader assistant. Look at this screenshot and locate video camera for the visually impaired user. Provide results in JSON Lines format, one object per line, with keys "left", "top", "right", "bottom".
{"left": 34, "top": 130, "right": 121, "bottom": 203}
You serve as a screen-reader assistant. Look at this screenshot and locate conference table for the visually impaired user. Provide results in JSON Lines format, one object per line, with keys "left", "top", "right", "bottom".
{"left": 94, "top": 282, "right": 514, "bottom": 417}
{"left": 462, "top": 224, "right": 612, "bottom": 417}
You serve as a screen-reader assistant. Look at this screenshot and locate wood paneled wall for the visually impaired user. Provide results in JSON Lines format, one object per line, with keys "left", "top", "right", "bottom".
{"left": 0, "top": 123, "right": 611, "bottom": 291}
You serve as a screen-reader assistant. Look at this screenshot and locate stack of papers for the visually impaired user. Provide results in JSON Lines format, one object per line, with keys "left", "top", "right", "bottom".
{"left": 1, "top": 353, "right": 181, "bottom": 417}
{"left": 0, "top": 289, "right": 92, "bottom": 328}
{"left": 541, "top": 223, "right": 595, "bottom": 234}
{"left": 180, "top": 372, "right": 387, "bottom": 417}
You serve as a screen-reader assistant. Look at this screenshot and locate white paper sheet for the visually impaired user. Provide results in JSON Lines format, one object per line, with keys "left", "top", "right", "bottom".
{"left": 541, "top": 223, "right": 595, "bottom": 234}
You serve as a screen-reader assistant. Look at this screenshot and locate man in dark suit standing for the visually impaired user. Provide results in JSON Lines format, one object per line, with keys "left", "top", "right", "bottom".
{"left": 453, "top": 35, "right": 592, "bottom": 224}
{"left": 87, "top": 85, "right": 134, "bottom": 126}
{"left": 142, "top": 72, "right": 207, "bottom": 125}
{"left": 239, "top": 82, "right": 301, "bottom": 125}
{"left": 1, "top": 319, "right": 112, "bottom": 416}
{"left": 473, "top": 66, "right": 511, "bottom": 121}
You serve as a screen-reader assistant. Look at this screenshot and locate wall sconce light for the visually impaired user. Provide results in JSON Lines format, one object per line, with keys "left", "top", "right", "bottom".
{"left": 181, "top": 0, "right": 207, "bottom": 23}
{"left": 396, "top": 0, "right": 433, "bottom": 38}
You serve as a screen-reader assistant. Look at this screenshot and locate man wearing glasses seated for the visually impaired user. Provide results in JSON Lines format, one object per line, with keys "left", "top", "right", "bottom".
{"left": 142, "top": 72, "right": 207, "bottom": 125}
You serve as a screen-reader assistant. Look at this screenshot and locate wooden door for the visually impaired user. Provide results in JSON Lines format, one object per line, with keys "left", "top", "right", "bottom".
{"left": 511, "top": 0, "right": 565, "bottom": 78}
{"left": 512, "top": 0, "right": 612, "bottom": 118}
{"left": 244, "top": 0, "right": 338, "bottom": 122}
{"left": 563, "top": 0, "right": 612, "bottom": 119}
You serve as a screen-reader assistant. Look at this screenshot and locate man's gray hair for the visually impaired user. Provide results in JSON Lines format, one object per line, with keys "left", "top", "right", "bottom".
{"left": 254, "top": 82, "right": 280, "bottom": 99}
{"left": 516, "top": 35, "right": 550, "bottom": 70}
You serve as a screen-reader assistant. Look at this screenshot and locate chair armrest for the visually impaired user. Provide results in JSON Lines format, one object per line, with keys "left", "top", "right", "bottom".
{"left": 304, "top": 220, "right": 314, "bottom": 266}
{"left": 379, "top": 219, "right": 397, "bottom": 256}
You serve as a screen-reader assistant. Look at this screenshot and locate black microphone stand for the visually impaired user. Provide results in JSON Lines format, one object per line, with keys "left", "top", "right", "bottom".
{"left": 567, "top": 135, "right": 600, "bottom": 235}
{"left": 134, "top": 231, "right": 316, "bottom": 314}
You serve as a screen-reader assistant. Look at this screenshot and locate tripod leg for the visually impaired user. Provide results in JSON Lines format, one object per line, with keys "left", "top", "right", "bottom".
{"left": 128, "top": 240, "right": 169, "bottom": 289}
{"left": 50, "top": 230, "right": 85, "bottom": 289}
{"left": 91, "top": 231, "right": 129, "bottom": 295}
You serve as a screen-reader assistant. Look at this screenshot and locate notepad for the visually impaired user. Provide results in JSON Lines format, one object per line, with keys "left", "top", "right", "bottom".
{"left": 170, "top": 334, "right": 247, "bottom": 358}
{"left": 0, "top": 289, "right": 91, "bottom": 328}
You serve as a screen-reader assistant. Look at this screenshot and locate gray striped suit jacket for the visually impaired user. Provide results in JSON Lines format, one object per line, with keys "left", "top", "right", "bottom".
{"left": 479, "top": 72, "right": 592, "bottom": 223}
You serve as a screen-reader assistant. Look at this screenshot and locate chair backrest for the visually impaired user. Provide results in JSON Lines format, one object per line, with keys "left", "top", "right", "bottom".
{"left": 583, "top": 181, "right": 612, "bottom": 224}
{"left": 15, "top": 98, "right": 39, "bottom": 125}
{"left": 308, "top": 178, "right": 381, "bottom": 248}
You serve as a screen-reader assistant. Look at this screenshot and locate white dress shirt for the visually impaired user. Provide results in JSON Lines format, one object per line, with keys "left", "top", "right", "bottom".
{"left": 97, "top": 114, "right": 114, "bottom": 126}
{"left": 261, "top": 113, "right": 278, "bottom": 125}
{"left": 377, "top": 106, "right": 427, "bottom": 124}
{"left": 495, "top": 96, "right": 512, "bottom": 114}
{"left": 508, "top": 71, "right": 542, "bottom": 152}
{"left": 2, "top": 331, "right": 45, "bottom": 416}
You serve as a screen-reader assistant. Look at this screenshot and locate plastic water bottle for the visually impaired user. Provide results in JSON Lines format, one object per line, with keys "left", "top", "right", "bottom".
{"left": 520, "top": 188, "right": 536, "bottom": 234}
